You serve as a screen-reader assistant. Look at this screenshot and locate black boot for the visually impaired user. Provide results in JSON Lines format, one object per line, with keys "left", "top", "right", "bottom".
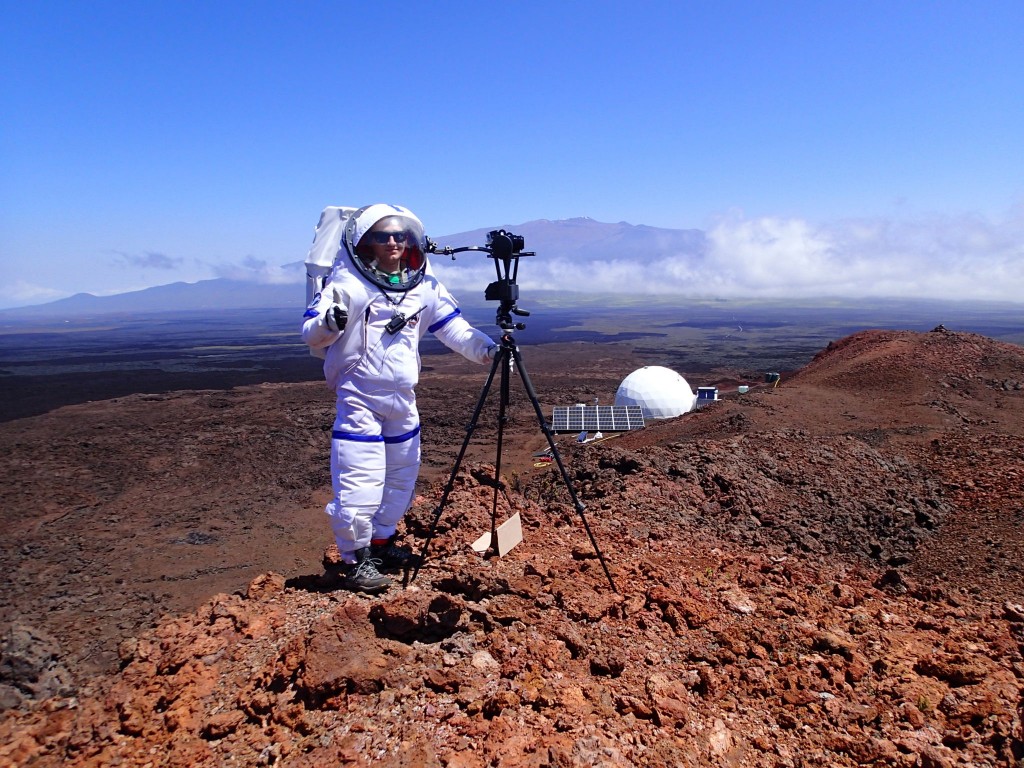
{"left": 370, "top": 534, "right": 419, "bottom": 570}
{"left": 344, "top": 548, "right": 391, "bottom": 594}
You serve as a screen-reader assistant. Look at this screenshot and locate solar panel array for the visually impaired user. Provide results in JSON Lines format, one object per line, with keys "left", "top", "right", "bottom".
{"left": 551, "top": 405, "right": 645, "bottom": 433}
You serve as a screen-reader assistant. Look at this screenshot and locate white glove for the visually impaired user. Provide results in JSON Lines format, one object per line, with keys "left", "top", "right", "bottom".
{"left": 486, "top": 344, "right": 499, "bottom": 360}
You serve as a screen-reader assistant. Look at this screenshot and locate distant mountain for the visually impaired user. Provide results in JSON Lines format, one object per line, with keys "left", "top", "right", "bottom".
{"left": 0, "top": 218, "right": 707, "bottom": 318}
{"left": 0, "top": 279, "right": 301, "bottom": 317}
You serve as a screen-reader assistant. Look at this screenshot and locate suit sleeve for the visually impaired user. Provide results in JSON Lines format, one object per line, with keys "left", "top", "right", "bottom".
{"left": 427, "top": 281, "right": 495, "bottom": 364}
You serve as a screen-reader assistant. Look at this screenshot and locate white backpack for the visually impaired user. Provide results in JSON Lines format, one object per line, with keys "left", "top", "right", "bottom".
{"left": 304, "top": 206, "right": 357, "bottom": 358}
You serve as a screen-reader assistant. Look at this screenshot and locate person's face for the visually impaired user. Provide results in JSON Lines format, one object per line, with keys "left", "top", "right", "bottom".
{"left": 365, "top": 219, "right": 408, "bottom": 272}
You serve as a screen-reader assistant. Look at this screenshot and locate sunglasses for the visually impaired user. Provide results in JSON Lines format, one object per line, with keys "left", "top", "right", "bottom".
{"left": 368, "top": 230, "right": 409, "bottom": 244}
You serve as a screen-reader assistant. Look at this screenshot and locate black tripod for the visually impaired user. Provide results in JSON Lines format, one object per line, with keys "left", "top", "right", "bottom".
{"left": 409, "top": 231, "right": 618, "bottom": 595}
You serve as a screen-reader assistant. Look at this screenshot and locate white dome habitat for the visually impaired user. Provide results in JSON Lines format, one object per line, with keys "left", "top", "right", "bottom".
{"left": 614, "top": 366, "right": 696, "bottom": 419}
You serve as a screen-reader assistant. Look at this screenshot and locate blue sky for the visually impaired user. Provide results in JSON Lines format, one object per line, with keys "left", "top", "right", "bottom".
{"left": 1, "top": 1, "right": 1022, "bottom": 308}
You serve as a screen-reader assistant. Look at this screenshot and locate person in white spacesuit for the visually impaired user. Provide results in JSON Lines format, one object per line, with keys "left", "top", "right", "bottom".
{"left": 302, "top": 204, "right": 496, "bottom": 593}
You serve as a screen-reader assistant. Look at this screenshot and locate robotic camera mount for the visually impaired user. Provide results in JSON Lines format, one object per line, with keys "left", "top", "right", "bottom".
{"left": 427, "top": 230, "right": 534, "bottom": 331}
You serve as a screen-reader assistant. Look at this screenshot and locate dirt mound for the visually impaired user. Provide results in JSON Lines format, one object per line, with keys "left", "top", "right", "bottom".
{"left": 2, "top": 332, "right": 1023, "bottom": 766}
{"left": 794, "top": 327, "right": 1024, "bottom": 416}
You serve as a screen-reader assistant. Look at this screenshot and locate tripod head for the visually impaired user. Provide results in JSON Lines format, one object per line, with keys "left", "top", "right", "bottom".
{"left": 426, "top": 229, "right": 535, "bottom": 333}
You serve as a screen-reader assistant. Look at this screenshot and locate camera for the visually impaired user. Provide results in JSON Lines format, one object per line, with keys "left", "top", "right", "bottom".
{"left": 486, "top": 229, "right": 525, "bottom": 260}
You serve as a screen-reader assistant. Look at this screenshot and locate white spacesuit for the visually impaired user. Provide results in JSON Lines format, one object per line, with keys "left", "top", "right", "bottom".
{"left": 302, "top": 204, "right": 495, "bottom": 592}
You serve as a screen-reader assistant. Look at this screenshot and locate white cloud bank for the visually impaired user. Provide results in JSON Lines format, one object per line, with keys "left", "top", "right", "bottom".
{"left": 3, "top": 210, "right": 1020, "bottom": 311}
{"left": 699, "top": 210, "right": 1024, "bottom": 300}
{"left": 435, "top": 209, "right": 1024, "bottom": 302}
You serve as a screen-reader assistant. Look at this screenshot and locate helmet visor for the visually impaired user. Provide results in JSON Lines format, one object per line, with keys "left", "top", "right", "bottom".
{"left": 349, "top": 212, "right": 426, "bottom": 291}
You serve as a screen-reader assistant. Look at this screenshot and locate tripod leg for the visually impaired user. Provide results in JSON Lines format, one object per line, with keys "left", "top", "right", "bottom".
{"left": 509, "top": 343, "right": 619, "bottom": 595}
{"left": 408, "top": 348, "right": 502, "bottom": 584}
{"left": 486, "top": 347, "right": 513, "bottom": 555}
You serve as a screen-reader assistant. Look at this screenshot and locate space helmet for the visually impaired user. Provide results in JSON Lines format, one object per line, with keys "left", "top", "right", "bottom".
{"left": 341, "top": 204, "right": 427, "bottom": 292}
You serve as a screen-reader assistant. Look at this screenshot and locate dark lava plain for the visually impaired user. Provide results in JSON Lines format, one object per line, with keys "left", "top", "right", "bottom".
{"left": 3, "top": 295, "right": 1022, "bottom": 423}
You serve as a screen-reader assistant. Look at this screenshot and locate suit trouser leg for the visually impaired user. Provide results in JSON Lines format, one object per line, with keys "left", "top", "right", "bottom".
{"left": 325, "top": 436, "right": 384, "bottom": 555}
{"left": 372, "top": 431, "right": 420, "bottom": 540}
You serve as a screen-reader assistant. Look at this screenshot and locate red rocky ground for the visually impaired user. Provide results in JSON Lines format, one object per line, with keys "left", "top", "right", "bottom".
{"left": 1, "top": 330, "right": 1023, "bottom": 767}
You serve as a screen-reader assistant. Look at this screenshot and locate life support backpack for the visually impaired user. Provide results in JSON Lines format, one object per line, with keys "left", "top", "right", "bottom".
{"left": 304, "top": 206, "right": 357, "bottom": 358}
